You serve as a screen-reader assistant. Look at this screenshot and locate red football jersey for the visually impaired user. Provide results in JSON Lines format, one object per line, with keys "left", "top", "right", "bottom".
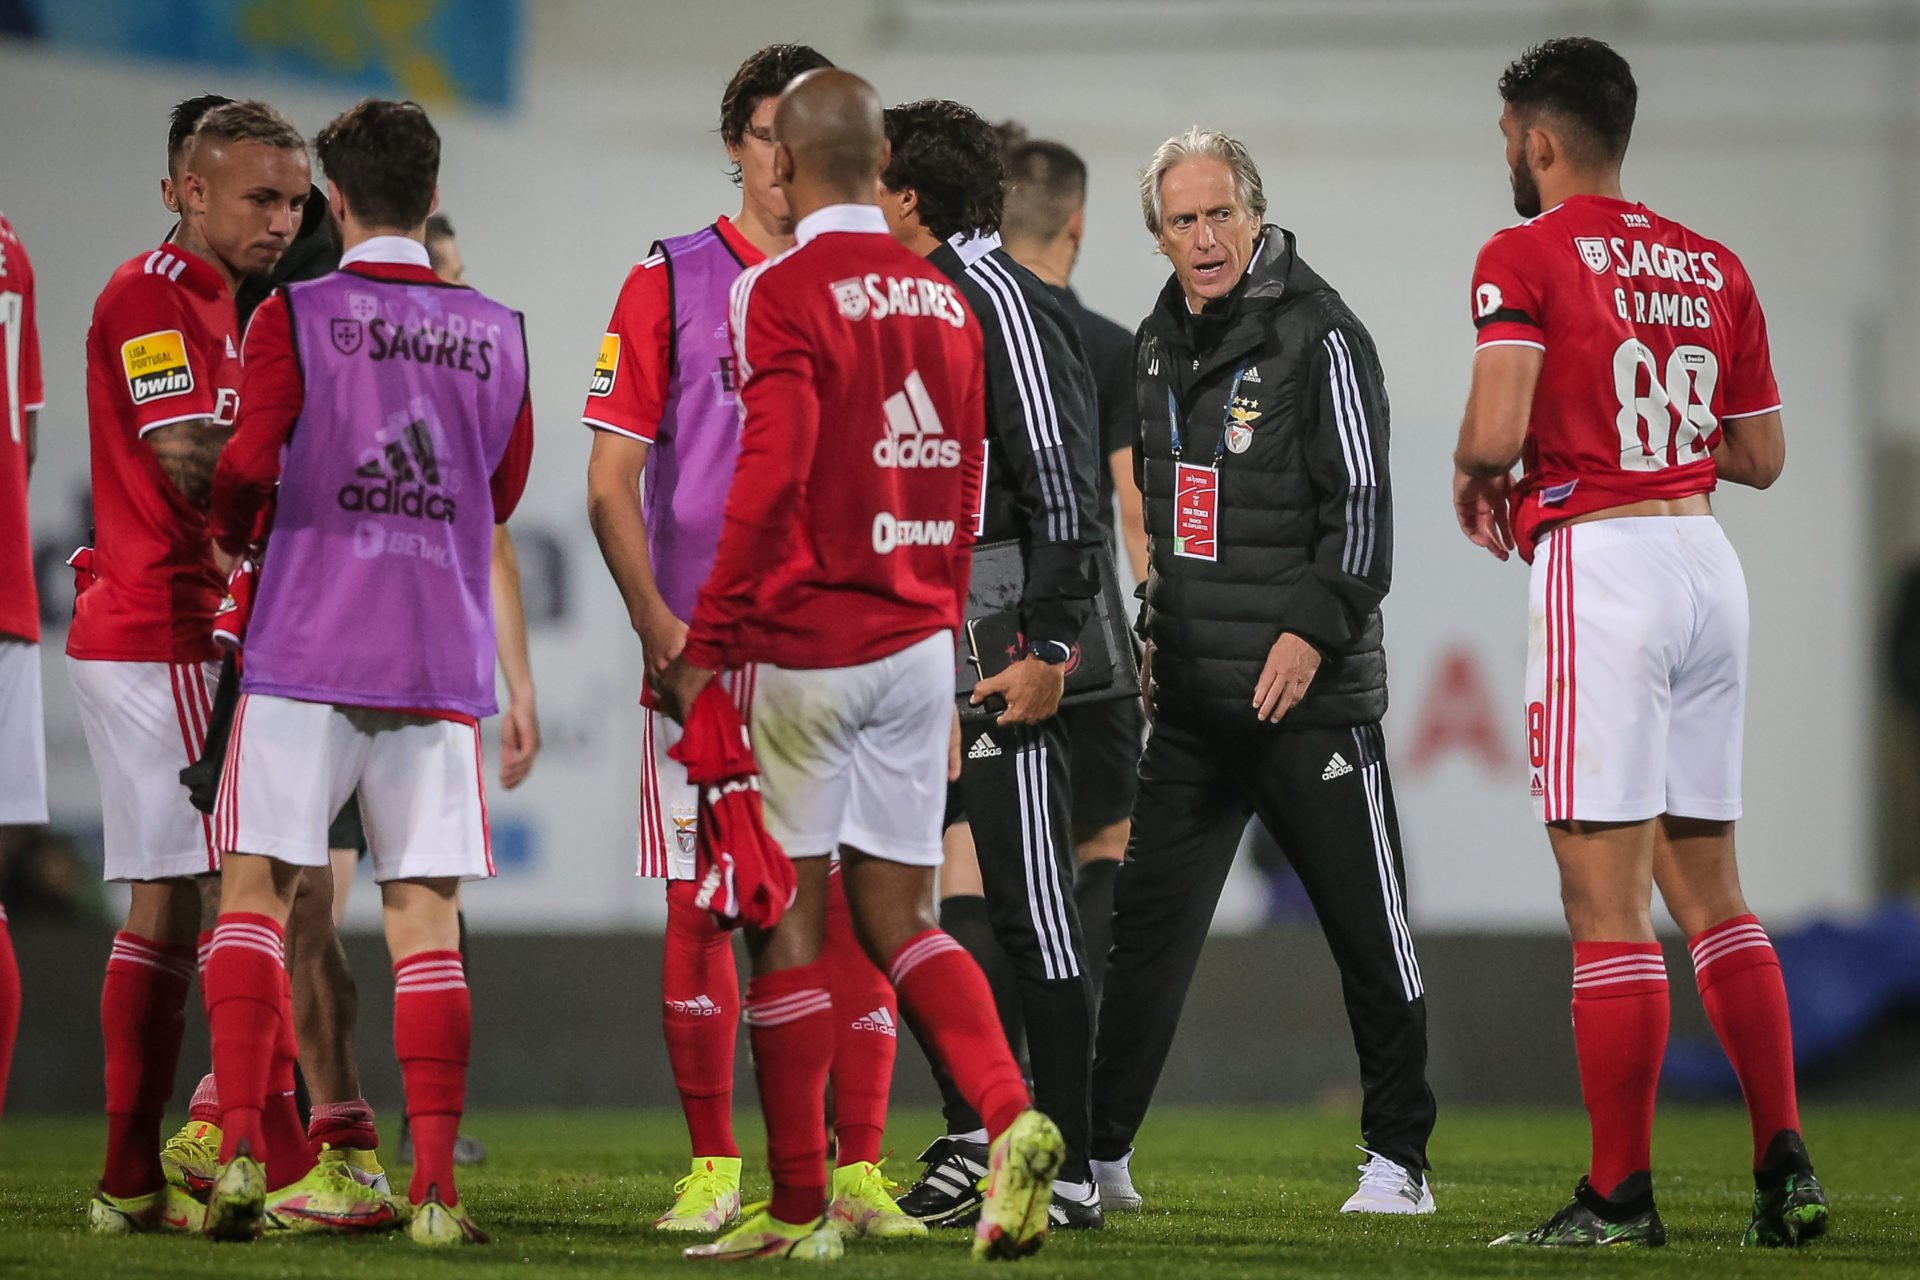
{"left": 69, "top": 244, "right": 242, "bottom": 662}
{"left": 0, "top": 214, "right": 45, "bottom": 643}
{"left": 581, "top": 214, "right": 761, "bottom": 442}
{"left": 682, "top": 204, "right": 987, "bottom": 672}
{"left": 1471, "top": 194, "right": 1781, "bottom": 560}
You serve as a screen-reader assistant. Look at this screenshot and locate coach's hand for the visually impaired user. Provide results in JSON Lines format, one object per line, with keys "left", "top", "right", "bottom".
{"left": 972, "top": 655, "right": 1066, "bottom": 726}
{"left": 1140, "top": 644, "right": 1155, "bottom": 724}
{"left": 655, "top": 656, "right": 715, "bottom": 726}
{"left": 1253, "top": 633, "right": 1321, "bottom": 723}
{"left": 1452, "top": 467, "right": 1515, "bottom": 561}
{"left": 638, "top": 606, "right": 690, "bottom": 677}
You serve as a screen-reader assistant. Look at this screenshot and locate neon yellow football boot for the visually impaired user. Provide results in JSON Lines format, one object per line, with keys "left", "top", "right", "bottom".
{"left": 410, "top": 1183, "right": 490, "bottom": 1246}
{"left": 87, "top": 1184, "right": 206, "bottom": 1234}
{"left": 204, "top": 1146, "right": 268, "bottom": 1242}
{"left": 160, "top": 1119, "right": 222, "bottom": 1199}
{"left": 826, "top": 1160, "right": 927, "bottom": 1239}
{"left": 314, "top": 1141, "right": 391, "bottom": 1194}
{"left": 972, "top": 1110, "right": 1065, "bottom": 1261}
{"left": 684, "top": 1204, "right": 844, "bottom": 1261}
{"left": 654, "top": 1156, "right": 744, "bottom": 1233}
{"left": 263, "top": 1156, "right": 405, "bottom": 1234}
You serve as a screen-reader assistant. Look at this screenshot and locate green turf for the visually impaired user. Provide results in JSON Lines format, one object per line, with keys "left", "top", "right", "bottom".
{"left": 0, "top": 1106, "right": 1911, "bottom": 1276}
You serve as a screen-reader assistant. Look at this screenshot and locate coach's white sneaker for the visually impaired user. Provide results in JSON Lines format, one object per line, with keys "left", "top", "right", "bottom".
{"left": 1090, "top": 1149, "right": 1142, "bottom": 1213}
{"left": 1341, "top": 1149, "right": 1435, "bottom": 1215}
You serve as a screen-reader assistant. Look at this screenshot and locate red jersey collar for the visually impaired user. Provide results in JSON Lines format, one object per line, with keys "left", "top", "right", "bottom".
{"left": 796, "top": 203, "right": 889, "bottom": 246}
{"left": 147, "top": 241, "right": 229, "bottom": 299}
{"left": 714, "top": 214, "right": 764, "bottom": 266}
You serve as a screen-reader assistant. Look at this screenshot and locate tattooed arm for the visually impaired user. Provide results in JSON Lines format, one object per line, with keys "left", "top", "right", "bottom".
{"left": 145, "top": 419, "right": 231, "bottom": 506}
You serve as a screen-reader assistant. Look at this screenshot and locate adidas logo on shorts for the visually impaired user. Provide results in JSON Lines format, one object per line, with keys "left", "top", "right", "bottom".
{"left": 850, "top": 1007, "right": 897, "bottom": 1036}
{"left": 666, "top": 994, "right": 723, "bottom": 1018}
{"left": 967, "top": 734, "right": 1001, "bottom": 760}
{"left": 1321, "top": 752, "right": 1354, "bottom": 781}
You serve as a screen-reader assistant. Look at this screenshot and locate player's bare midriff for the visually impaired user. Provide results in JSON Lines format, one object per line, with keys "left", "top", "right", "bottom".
{"left": 1543, "top": 493, "right": 1713, "bottom": 538}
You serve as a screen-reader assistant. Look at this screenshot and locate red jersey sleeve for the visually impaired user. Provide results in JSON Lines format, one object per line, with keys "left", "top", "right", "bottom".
{"left": 950, "top": 340, "right": 986, "bottom": 627}
{"left": 580, "top": 257, "right": 672, "bottom": 443}
{"left": 490, "top": 391, "right": 534, "bottom": 521}
{"left": 19, "top": 256, "right": 42, "bottom": 412}
{"left": 1720, "top": 262, "right": 1782, "bottom": 419}
{"left": 683, "top": 266, "right": 818, "bottom": 671}
{"left": 210, "top": 293, "right": 302, "bottom": 554}
{"left": 1470, "top": 228, "right": 1548, "bottom": 349}
{"left": 104, "top": 272, "right": 219, "bottom": 436}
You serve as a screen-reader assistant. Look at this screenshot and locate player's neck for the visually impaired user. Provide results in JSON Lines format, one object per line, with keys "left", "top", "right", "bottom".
{"left": 172, "top": 220, "right": 240, "bottom": 295}
{"left": 734, "top": 200, "right": 795, "bottom": 259}
{"left": 1542, "top": 169, "right": 1626, "bottom": 211}
{"left": 341, "top": 220, "right": 424, "bottom": 254}
{"left": 1009, "top": 236, "right": 1073, "bottom": 289}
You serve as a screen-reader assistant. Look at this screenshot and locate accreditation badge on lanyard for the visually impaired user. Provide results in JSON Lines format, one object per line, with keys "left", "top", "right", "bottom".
{"left": 1173, "top": 462, "right": 1218, "bottom": 561}
{"left": 1167, "top": 363, "right": 1249, "bottom": 563}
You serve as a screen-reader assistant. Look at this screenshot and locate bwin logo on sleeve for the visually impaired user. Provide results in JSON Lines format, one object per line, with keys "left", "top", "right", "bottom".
{"left": 589, "top": 333, "right": 620, "bottom": 396}
{"left": 121, "top": 330, "right": 193, "bottom": 405}
{"left": 873, "top": 369, "right": 959, "bottom": 468}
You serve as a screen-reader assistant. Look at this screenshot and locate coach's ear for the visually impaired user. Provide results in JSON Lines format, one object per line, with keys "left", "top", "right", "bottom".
{"left": 327, "top": 180, "right": 349, "bottom": 229}
{"left": 773, "top": 141, "right": 795, "bottom": 189}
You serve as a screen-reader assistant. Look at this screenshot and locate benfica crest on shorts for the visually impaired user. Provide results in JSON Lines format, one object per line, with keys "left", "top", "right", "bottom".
{"left": 1575, "top": 237, "right": 1613, "bottom": 274}
{"left": 330, "top": 318, "right": 363, "bottom": 355}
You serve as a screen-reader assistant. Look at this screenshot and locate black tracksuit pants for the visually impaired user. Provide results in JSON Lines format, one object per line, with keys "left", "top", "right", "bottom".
{"left": 1090, "top": 711, "right": 1436, "bottom": 1173}
{"left": 921, "top": 715, "right": 1094, "bottom": 1183}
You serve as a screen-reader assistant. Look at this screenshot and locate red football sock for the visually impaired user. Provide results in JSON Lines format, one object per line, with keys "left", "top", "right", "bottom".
{"left": 309, "top": 1099, "right": 380, "bottom": 1153}
{"left": 99, "top": 931, "right": 195, "bottom": 1197}
{"left": 662, "top": 878, "right": 740, "bottom": 1159}
{"left": 0, "top": 907, "right": 19, "bottom": 1120}
{"left": 1571, "top": 941, "right": 1670, "bottom": 1199}
{"left": 188, "top": 1072, "right": 221, "bottom": 1125}
{"left": 263, "top": 970, "right": 314, "bottom": 1187}
{"left": 823, "top": 871, "right": 895, "bottom": 1167}
{"left": 1689, "top": 914, "right": 1800, "bottom": 1167}
{"left": 888, "top": 931, "right": 1029, "bottom": 1139}
{"left": 204, "top": 914, "right": 287, "bottom": 1166}
{"left": 745, "top": 962, "right": 834, "bottom": 1225}
{"left": 394, "top": 950, "right": 470, "bottom": 1206}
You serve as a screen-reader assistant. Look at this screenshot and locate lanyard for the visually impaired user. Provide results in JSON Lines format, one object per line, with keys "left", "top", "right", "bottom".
{"left": 1167, "top": 362, "right": 1250, "bottom": 470}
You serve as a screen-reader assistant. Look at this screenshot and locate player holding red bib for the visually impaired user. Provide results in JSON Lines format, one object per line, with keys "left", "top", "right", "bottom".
{"left": 1452, "top": 39, "right": 1823, "bottom": 1249}
{"left": 655, "top": 68, "right": 1061, "bottom": 1263}
{"left": 582, "top": 44, "right": 912, "bottom": 1240}
{"left": 70, "top": 102, "right": 311, "bottom": 1236}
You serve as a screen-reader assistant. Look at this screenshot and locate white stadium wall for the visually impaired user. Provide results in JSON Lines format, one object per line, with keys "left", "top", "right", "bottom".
{"left": 0, "top": 0, "right": 1898, "bottom": 928}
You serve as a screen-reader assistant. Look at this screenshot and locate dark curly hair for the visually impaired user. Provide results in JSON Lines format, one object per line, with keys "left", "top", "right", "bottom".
{"left": 720, "top": 43, "right": 835, "bottom": 184}
{"left": 314, "top": 99, "right": 440, "bottom": 230}
{"left": 882, "top": 99, "right": 1005, "bottom": 241}
{"left": 1498, "top": 36, "right": 1637, "bottom": 166}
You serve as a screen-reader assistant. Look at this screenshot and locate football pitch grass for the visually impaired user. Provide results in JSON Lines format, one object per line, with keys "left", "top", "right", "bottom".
{"left": 1, "top": 1106, "right": 1914, "bottom": 1277}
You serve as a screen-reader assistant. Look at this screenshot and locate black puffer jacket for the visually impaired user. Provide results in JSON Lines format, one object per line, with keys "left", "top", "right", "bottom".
{"left": 1135, "top": 226, "right": 1392, "bottom": 729}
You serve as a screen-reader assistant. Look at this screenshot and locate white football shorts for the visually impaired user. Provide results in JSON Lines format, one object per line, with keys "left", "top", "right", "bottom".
{"left": 66, "top": 656, "right": 218, "bottom": 881}
{"left": 215, "top": 692, "right": 493, "bottom": 883}
{"left": 638, "top": 670, "right": 749, "bottom": 882}
{"left": 1526, "top": 516, "right": 1748, "bottom": 824}
{"left": 745, "top": 630, "right": 954, "bottom": 867}
{"left": 0, "top": 639, "right": 48, "bottom": 826}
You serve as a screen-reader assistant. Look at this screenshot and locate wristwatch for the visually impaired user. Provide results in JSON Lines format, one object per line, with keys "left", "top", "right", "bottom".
{"left": 1027, "top": 639, "right": 1072, "bottom": 665}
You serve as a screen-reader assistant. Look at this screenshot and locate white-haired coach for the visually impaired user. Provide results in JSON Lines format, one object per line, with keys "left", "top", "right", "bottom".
{"left": 1088, "top": 128, "right": 1436, "bottom": 1217}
